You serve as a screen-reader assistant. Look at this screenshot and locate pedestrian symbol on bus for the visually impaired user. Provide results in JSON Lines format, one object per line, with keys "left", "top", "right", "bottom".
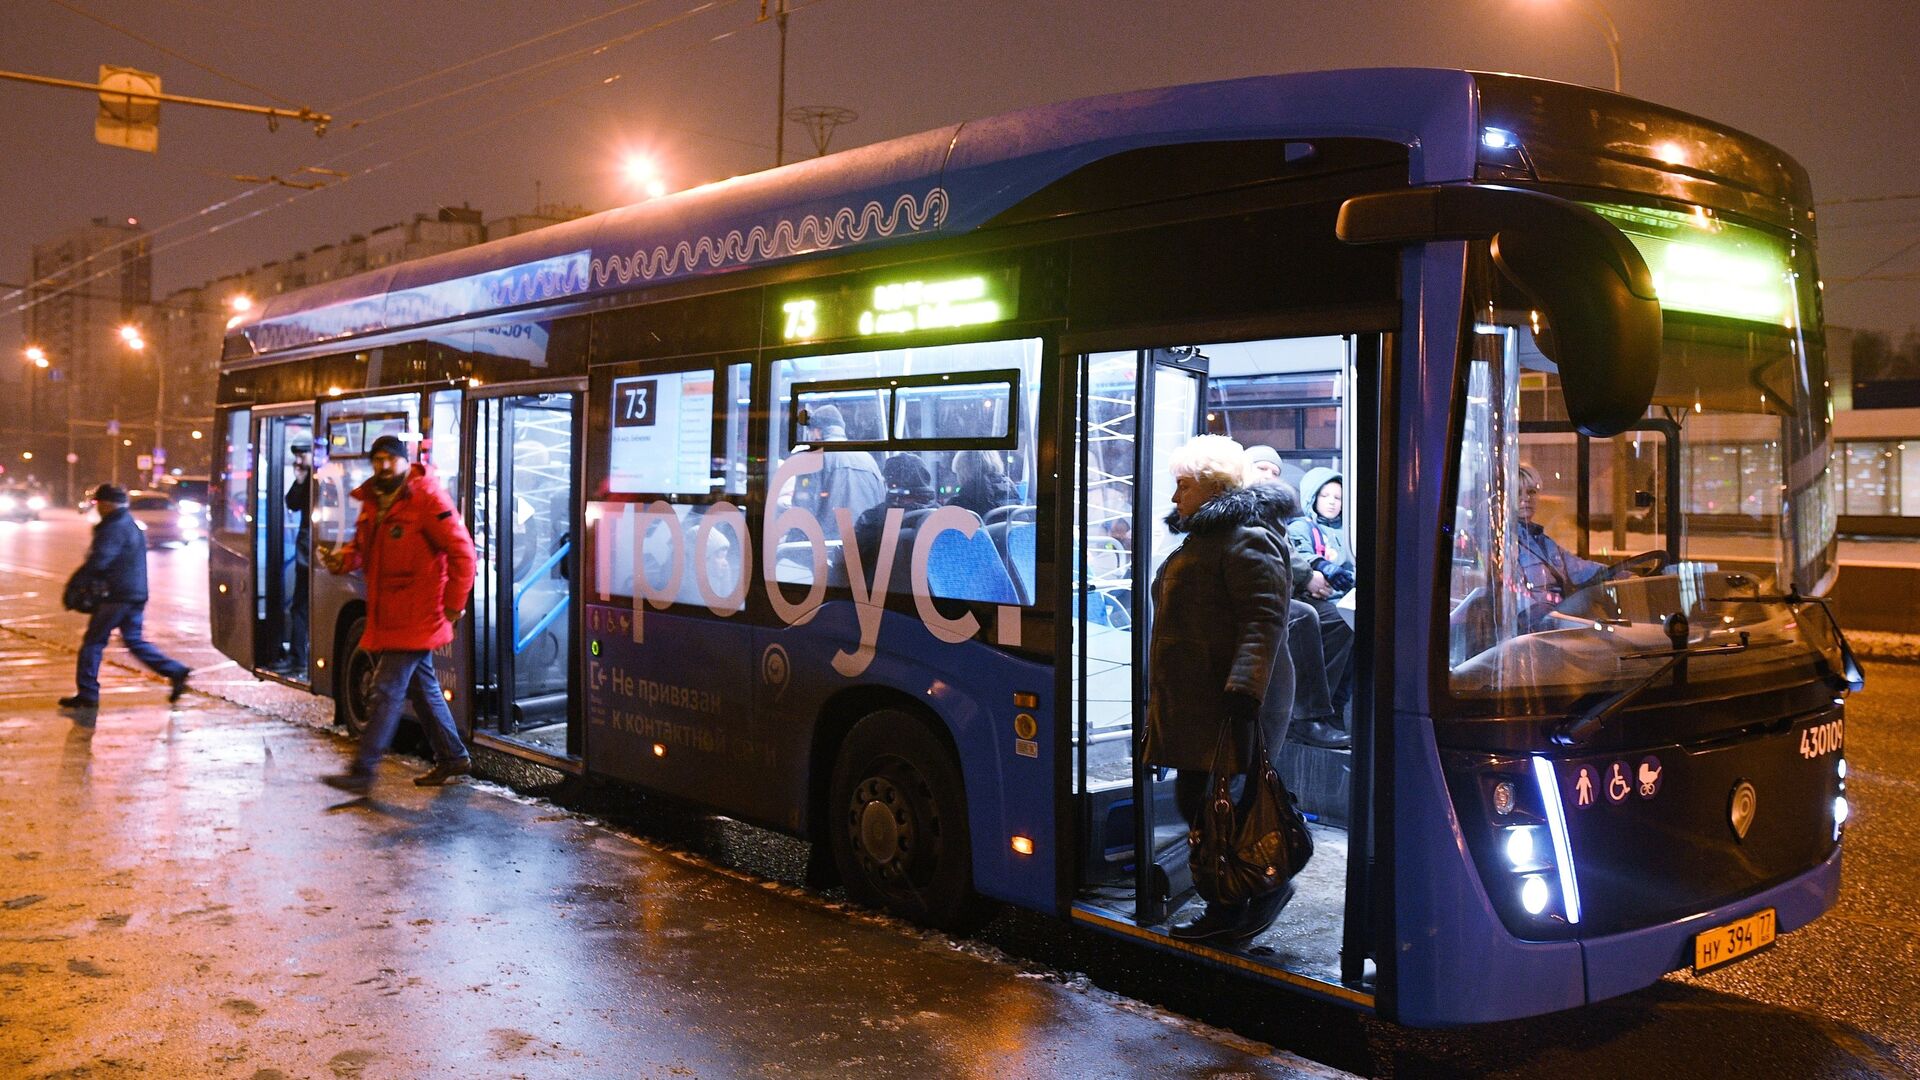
{"left": 1573, "top": 765, "right": 1598, "bottom": 808}
{"left": 1606, "top": 761, "right": 1631, "bottom": 804}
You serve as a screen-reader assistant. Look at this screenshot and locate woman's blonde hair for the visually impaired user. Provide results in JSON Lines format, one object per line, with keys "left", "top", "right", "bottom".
{"left": 1168, "top": 434, "right": 1247, "bottom": 491}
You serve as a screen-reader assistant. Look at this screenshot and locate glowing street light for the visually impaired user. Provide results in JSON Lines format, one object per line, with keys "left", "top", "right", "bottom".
{"left": 622, "top": 152, "right": 669, "bottom": 199}
{"left": 1534, "top": 0, "right": 1623, "bottom": 93}
{"left": 24, "top": 345, "right": 49, "bottom": 368}
{"left": 118, "top": 323, "right": 146, "bottom": 351}
{"left": 228, "top": 293, "right": 253, "bottom": 313}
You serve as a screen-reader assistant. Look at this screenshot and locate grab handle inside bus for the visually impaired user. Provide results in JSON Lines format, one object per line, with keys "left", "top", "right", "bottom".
{"left": 1335, "top": 184, "right": 1662, "bottom": 438}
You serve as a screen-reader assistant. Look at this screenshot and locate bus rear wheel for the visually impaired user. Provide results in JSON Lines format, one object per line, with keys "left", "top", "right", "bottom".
{"left": 827, "top": 710, "right": 984, "bottom": 931}
{"left": 335, "top": 617, "right": 376, "bottom": 738}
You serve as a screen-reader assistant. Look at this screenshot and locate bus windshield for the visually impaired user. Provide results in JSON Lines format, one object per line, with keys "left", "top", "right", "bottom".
{"left": 1446, "top": 241, "right": 1841, "bottom": 706}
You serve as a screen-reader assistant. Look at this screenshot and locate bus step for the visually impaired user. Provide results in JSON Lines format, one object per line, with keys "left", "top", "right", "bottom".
{"left": 1277, "top": 740, "right": 1351, "bottom": 829}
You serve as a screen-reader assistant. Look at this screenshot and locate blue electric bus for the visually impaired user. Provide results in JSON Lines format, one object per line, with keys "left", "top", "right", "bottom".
{"left": 209, "top": 69, "right": 1860, "bottom": 1025}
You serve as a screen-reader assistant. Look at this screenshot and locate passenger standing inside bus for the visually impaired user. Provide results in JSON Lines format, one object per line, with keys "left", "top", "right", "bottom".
{"left": 946, "top": 449, "right": 1019, "bottom": 517}
{"left": 797, "top": 404, "right": 885, "bottom": 543}
{"left": 1287, "top": 469, "right": 1356, "bottom": 742}
{"left": 318, "top": 435, "right": 477, "bottom": 795}
{"left": 1142, "top": 436, "right": 1292, "bottom": 945}
{"left": 271, "top": 439, "right": 312, "bottom": 674}
{"left": 59, "top": 484, "right": 192, "bottom": 711}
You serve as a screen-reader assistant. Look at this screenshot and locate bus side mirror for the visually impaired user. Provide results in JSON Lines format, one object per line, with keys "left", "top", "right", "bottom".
{"left": 1336, "top": 185, "right": 1662, "bottom": 437}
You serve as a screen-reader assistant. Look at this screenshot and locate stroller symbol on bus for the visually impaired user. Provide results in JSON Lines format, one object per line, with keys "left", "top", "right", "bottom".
{"left": 1606, "top": 762, "right": 1631, "bottom": 804}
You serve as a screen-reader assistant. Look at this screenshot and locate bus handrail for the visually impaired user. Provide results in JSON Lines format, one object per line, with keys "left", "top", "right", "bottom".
{"left": 511, "top": 539, "right": 570, "bottom": 655}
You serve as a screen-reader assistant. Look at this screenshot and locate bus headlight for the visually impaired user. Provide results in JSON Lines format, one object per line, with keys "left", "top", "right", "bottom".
{"left": 1834, "top": 796, "right": 1850, "bottom": 826}
{"left": 1520, "top": 874, "right": 1552, "bottom": 915}
{"left": 1504, "top": 825, "right": 1547, "bottom": 870}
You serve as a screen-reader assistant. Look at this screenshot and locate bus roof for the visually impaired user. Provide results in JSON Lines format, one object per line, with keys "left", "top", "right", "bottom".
{"left": 225, "top": 67, "right": 1809, "bottom": 363}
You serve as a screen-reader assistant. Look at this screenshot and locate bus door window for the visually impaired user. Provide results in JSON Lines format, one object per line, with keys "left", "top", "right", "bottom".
{"left": 250, "top": 412, "right": 314, "bottom": 682}
{"left": 310, "top": 392, "right": 422, "bottom": 693}
{"left": 208, "top": 407, "right": 255, "bottom": 670}
{"left": 1068, "top": 349, "right": 1204, "bottom": 926}
{"left": 471, "top": 392, "right": 580, "bottom": 756}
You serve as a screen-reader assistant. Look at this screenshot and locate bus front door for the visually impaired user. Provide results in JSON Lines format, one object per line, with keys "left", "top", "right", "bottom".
{"left": 251, "top": 407, "right": 315, "bottom": 685}
{"left": 470, "top": 388, "right": 583, "bottom": 763}
{"left": 1069, "top": 348, "right": 1205, "bottom": 926}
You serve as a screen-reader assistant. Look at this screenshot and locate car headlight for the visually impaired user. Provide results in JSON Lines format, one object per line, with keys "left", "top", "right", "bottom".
{"left": 0, "top": 495, "right": 14, "bottom": 511}
{"left": 178, "top": 498, "right": 203, "bottom": 515}
{"left": 26, "top": 495, "right": 46, "bottom": 510}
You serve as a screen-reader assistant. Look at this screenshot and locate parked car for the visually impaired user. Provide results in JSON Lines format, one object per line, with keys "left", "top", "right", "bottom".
{"left": 0, "top": 482, "right": 50, "bottom": 522}
{"left": 127, "top": 489, "right": 206, "bottom": 547}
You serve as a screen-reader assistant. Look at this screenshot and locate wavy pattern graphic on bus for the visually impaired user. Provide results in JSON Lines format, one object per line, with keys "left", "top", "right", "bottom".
{"left": 591, "top": 188, "right": 951, "bottom": 286}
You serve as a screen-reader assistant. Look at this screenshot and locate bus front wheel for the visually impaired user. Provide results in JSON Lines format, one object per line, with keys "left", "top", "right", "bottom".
{"left": 827, "top": 710, "right": 984, "bottom": 931}
{"left": 335, "top": 617, "right": 376, "bottom": 738}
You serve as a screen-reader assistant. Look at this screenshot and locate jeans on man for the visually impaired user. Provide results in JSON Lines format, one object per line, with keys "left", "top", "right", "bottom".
{"left": 76, "top": 602, "right": 188, "bottom": 699}
{"left": 354, "top": 650, "right": 468, "bottom": 775}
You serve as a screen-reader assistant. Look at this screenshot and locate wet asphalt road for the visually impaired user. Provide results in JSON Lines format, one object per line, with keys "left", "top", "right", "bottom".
{"left": 1, "top": 515, "right": 1916, "bottom": 1078}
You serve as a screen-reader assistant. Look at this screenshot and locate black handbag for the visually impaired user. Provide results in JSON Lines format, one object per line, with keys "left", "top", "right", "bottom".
{"left": 62, "top": 572, "right": 110, "bottom": 614}
{"left": 1189, "top": 712, "right": 1314, "bottom": 906}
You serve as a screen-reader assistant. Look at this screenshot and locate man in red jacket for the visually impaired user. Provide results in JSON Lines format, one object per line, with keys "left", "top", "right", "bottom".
{"left": 319, "top": 434, "right": 477, "bottom": 795}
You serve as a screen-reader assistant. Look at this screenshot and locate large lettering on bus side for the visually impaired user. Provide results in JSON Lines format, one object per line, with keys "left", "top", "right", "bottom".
{"left": 832, "top": 506, "right": 903, "bottom": 677}
{"left": 631, "top": 501, "right": 685, "bottom": 642}
{"left": 694, "top": 501, "right": 751, "bottom": 617}
{"left": 911, "top": 505, "right": 984, "bottom": 644}
{"left": 763, "top": 450, "right": 827, "bottom": 626}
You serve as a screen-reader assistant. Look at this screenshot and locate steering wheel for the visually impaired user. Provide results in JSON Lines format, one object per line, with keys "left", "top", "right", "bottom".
{"left": 1599, "top": 549, "right": 1669, "bottom": 580}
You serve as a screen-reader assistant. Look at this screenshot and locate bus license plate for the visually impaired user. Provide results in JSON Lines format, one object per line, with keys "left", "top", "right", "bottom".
{"left": 1694, "top": 908, "right": 1776, "bottom": 974}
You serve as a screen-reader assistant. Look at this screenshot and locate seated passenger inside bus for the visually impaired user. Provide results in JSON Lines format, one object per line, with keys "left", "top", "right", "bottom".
{"left": 850, "top": 454, "right": 940, "bottom": 576}
{"left": 1244, "top": 450, "right": 1347, "bottom": 750}
{"left": 947, "top": 449, "right": 1019, "bottom": 518}
{"left": 1284, "top": 466, "right": 1355, "bottom": 744}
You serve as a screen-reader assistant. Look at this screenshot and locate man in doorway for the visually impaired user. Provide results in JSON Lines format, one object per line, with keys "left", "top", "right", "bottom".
{"left": 271, "top": 438, "right": 313, "bottom": 674}
{"left": 318, "top": 434, "right": 477, "bottom": 795}
{"left": 59, "top": 484, "right": 190, "bottom": 710}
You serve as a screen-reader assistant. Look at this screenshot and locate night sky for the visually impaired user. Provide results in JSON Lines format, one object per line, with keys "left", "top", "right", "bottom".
{"left": 2, "top": 0, "right": 1916, "bottom": 358}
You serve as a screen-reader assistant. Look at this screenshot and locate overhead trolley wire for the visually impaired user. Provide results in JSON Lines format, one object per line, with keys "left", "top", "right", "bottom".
{"left": 2, "top": 0, "right": 754, "bottom": 322}
{"left": 48, "top": 0, "right": 301, "bottom": 107}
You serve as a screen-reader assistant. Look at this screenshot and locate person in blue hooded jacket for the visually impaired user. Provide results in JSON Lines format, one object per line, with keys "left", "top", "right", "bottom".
{"left": 59, "top": 484, "right": 191, "bottom": 711}
{"left": 1285, "top": 467, "right": 1355, "bottom": 736}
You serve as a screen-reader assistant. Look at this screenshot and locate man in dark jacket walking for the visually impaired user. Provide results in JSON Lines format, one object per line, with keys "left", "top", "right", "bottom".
{"left": 318, "top": 435, "right": 477, "bottom": 795}
{"left": 59, "top": 484, "right": 190, "bottom": 710}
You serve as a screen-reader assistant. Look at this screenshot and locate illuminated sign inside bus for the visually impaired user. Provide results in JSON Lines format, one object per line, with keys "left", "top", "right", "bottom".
{"left": 776, "top": 267, "right": 1018, "bottom": 343}
{"left": 1585, "top": 202, "right": 1799, "bottom": 327}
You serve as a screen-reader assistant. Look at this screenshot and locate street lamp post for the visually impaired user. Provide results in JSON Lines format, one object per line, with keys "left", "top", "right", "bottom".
{"left": 22, "top": 346, "right": 48, "bottom": 468}
{"left": 1560, "top": 0, "right": 1623, "bottom": 93}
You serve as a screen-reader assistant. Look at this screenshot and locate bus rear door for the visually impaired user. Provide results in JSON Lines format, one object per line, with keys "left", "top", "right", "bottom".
{"left": 469, "top": 383, "right": 584, "bottom": 763}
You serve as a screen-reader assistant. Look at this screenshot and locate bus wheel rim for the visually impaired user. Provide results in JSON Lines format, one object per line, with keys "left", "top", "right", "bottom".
{"left": 852, "top": 773, "right": 918, "bottom": 878}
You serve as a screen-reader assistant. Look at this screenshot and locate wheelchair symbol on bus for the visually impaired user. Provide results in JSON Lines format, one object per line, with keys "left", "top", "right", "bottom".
{"left": 1606, "top": 761, "right": 1631, "bottom": 805}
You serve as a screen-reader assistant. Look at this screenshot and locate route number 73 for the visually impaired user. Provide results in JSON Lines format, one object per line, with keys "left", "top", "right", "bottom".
{"left": 782, "top": 299, "right": 818, "bottom": 341}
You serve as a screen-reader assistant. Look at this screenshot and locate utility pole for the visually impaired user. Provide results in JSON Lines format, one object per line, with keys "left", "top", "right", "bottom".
{"left": 770, "top": 0, "right": 791, "bottom": 166}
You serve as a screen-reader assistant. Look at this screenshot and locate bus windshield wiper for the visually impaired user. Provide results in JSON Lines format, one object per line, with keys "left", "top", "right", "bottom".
{"left": 1553, "top": 613, "right": 1749, "bottom": 747}
{"left": 1704, "top": 585, "right": 1866, "bottom": 693}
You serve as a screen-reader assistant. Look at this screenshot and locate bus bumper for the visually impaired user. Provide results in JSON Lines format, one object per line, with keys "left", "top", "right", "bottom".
{"left": 1582, "top": 844, "right": 1841, "bottom": 1003}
